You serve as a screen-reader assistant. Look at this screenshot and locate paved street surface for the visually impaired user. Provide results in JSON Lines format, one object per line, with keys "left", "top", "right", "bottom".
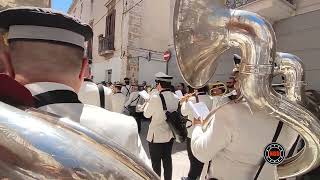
{"left": 140, "top": 120, "right": 189, "bottom": 180}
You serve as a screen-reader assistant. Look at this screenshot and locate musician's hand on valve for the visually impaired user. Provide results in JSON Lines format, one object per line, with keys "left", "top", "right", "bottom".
{"left": 192, "top": 118, "right": 202, "bottom": 126}
{"left": 180, "top": 96, "right": 188, "bottom": 103}
{"left": 180, "top": 93, "right": 195, "bottom": 103}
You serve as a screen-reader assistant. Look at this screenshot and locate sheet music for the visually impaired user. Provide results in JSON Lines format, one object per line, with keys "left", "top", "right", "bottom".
{"left": 187, "top": 101, "right": 210, "bottom": 121}
{"left": 175, "top": 90, "right": 183, "bottom": 99}
{"left": 139, "top": 90, "right": 150, "bottom": 100}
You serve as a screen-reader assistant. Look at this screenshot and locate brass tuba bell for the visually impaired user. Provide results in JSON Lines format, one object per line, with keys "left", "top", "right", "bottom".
{"left": 0, "top": 102, "right": 158, "bottom": 179}
{"left": 173, "top": 0, "right": 320, "bottom": 178}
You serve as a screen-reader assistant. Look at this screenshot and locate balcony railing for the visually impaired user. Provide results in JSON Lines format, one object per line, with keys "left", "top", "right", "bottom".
{"left": 226, "top": 0, "right": 294, "bottom": 9}
{"left": 98, "top": 35, "right": 114, "bottom": 55}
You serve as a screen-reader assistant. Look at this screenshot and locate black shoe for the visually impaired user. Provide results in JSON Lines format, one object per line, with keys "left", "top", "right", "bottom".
{"left": 181, "top": 177, "right": 190, "bottom": 180}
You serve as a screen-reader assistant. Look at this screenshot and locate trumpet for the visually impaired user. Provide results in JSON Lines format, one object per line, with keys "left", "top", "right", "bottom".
{"left": 209, "top": 82, "right": 228, "bottom": 96}
{"left": 179, "top": 92, "right": 196, "bottom": 103}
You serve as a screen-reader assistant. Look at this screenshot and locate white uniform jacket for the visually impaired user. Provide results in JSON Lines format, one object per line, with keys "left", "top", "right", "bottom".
{"left": 110, "top": 92, "right": 126, "bottom": 113}
{"left": 125, "top": 91, "right": 140, "bottom": 108}
{"left": 191, "top": 101, "right": 298, "bottom": 180}
{"left": 121, "top": 85, "right": 131, "bottom": 100}
{"left": 136, "top": 91, "right": 146, "bottom": 113}
{"left": 181, "top": 93, "right": 213, "bottom": 138}
{"left": 211, "top": 95, "right": 230, "bottom": 110}
{"left": 78, "top": 80, "right": 112, "bottom": 110}
{"left": 149, "top": 88, "right": 158, "bottom": 96}
{"left": 25, "top": 82, "right": 150, "bottom": 166}
{"left": 144, "top": 90, "right": 178, "bottom": 143}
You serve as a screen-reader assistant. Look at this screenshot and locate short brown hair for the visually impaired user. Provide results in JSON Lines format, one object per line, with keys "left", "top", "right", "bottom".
{"left": 9, "top": 40, "right": 83, "bottom": 76}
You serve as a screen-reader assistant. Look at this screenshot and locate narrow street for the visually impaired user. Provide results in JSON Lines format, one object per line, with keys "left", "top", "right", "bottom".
{"left": 140, "top": 120, "right": 189, "bottom": 180}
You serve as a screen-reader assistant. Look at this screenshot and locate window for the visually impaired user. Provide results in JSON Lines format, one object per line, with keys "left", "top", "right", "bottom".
{"left": 80, "top": 3, "right": 83, "bottom": 18}
{"left": 106, "top": 0, "right": 116, "bottom": 12}
{"left": 87, "top": 20, "right": 94, "bottom": 59}
{"left": 105, "top": 0, "right": 116, "bottom": 45}
{"left": 106, "top": 69, "right": 112, "bottom": 83}
{"left": 105, "top": 9, "right": 116, "bottom": 40}
{"left": 87, "top": 38, "right": 93, "bottom": 59}
{"left": 91, "top": 0, "right": 94, "bottom": 13}
{"left": 98, "top": 1, "right": 116, "bottom": 54}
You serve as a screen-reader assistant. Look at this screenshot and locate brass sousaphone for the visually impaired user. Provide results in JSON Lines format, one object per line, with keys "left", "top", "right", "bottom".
{"left": 173, "top": 0, "right": 320, "bottom": 178}
{"left": 0, "top": 102, "right": 158, "bottom": 179}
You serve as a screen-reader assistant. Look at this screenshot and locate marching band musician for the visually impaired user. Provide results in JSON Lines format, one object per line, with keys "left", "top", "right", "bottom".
{"left": 121, "top": 77, "right": 131, "bottom": 100}
{"left": 136, "top": 84, "right": 147, "bottom": 112}
{"left": 190, "top": 72, "right": 298, "bottom": 180}
{"left": 176, "top": 82, "right": 187, "bottom": 95}
{"left": 136, "top": 84, "right": 147, "bottom": 132}
{"left": 210, "top": 82, "right": 229, "bottom": 110}
{"left": 143, "top": 72, "right": 178, "bottom": 180}
{"left": 78, "top": 59, "right": 112, "bottom": 110}
{"left": 125, "top": 83, "right": 139, "bottom": 112}
{"left": 142, "top": 81, "right": 147, "bottom": 90}
{"left": 0, "top": 7, "right": 150, "bottom": 165}
{"left": 125, "top": 83, "right": 142, "bottom": 132}
{"left": 180, "top": 85, "right": 213, "bottom": 180}
{"left": 147, "top": 81, "right": 159, "bottom": 95}
{"left": 226, "top": 54, "right": 241, "bottom": 101}
{"left": 110, "top": 82, "right": 126, "bottom": 113}
{"left": 149, "top": 86, "right": 159, "bottom": 95}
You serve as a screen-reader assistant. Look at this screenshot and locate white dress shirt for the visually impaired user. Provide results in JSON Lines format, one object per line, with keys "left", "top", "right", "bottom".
{"left": 181, "top": 93, "right": 213, "bottom": 138}
{"left": 78, "top": 80, "right": 112, "bottom": 110}
{"left": 25, "top": 82, "right": 150, "bottom": 166}
{"left": 110, "top": 92, "right": 126, "bottom": 113}
{"left": 191, "top": 101, "right": 298, "bottom": 180}
{"left": 144, "top": 90, "right": 178, "bottom": 143}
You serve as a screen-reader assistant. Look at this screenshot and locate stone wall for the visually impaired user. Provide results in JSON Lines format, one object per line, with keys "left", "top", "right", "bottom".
{"left": 168, "top": 47, "right": 239, "bottom": 86}
{"left": 274, "top": 9, "right": 320, "bottom": 90}
{"left": 125, "top": 0, "right": 143, "bottom": 82}
{"left": 125, "top": 0, "right": 172, "bottom": 83}
{"left": 90, "top": 0, "right": 127, "bottom": 83}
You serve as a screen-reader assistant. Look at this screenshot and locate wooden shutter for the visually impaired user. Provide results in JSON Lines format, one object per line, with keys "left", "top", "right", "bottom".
{"left": 110, "top": 9, "right": 116, "bottom": 37}
{"left": 109, "top": 9, "right": 116, "bottom": 49}
{"left": 105, "top": 14, "right": 110, "bottom": 36}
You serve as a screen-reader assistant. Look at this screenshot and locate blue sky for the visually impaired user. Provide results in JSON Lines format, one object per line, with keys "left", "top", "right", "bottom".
{"left": 52, "top": 0, "right": 72, "bottom": 12}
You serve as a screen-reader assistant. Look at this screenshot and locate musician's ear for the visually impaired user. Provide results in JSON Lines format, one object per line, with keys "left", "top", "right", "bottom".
{"left": 0, "top": 51, "right": 15, "bottom": 78}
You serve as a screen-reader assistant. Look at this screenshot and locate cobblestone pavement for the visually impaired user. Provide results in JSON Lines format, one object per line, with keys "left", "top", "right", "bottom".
{"left": 140, "top": 120, "right": 189, "bottom": 180}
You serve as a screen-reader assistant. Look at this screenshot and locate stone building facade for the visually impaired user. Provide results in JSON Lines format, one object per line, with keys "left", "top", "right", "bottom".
{"left": 0, "top": 0, "right": 51, "bottom": 9}
{"left": 69, "top": 0, "right": 170, "bottom": 84}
